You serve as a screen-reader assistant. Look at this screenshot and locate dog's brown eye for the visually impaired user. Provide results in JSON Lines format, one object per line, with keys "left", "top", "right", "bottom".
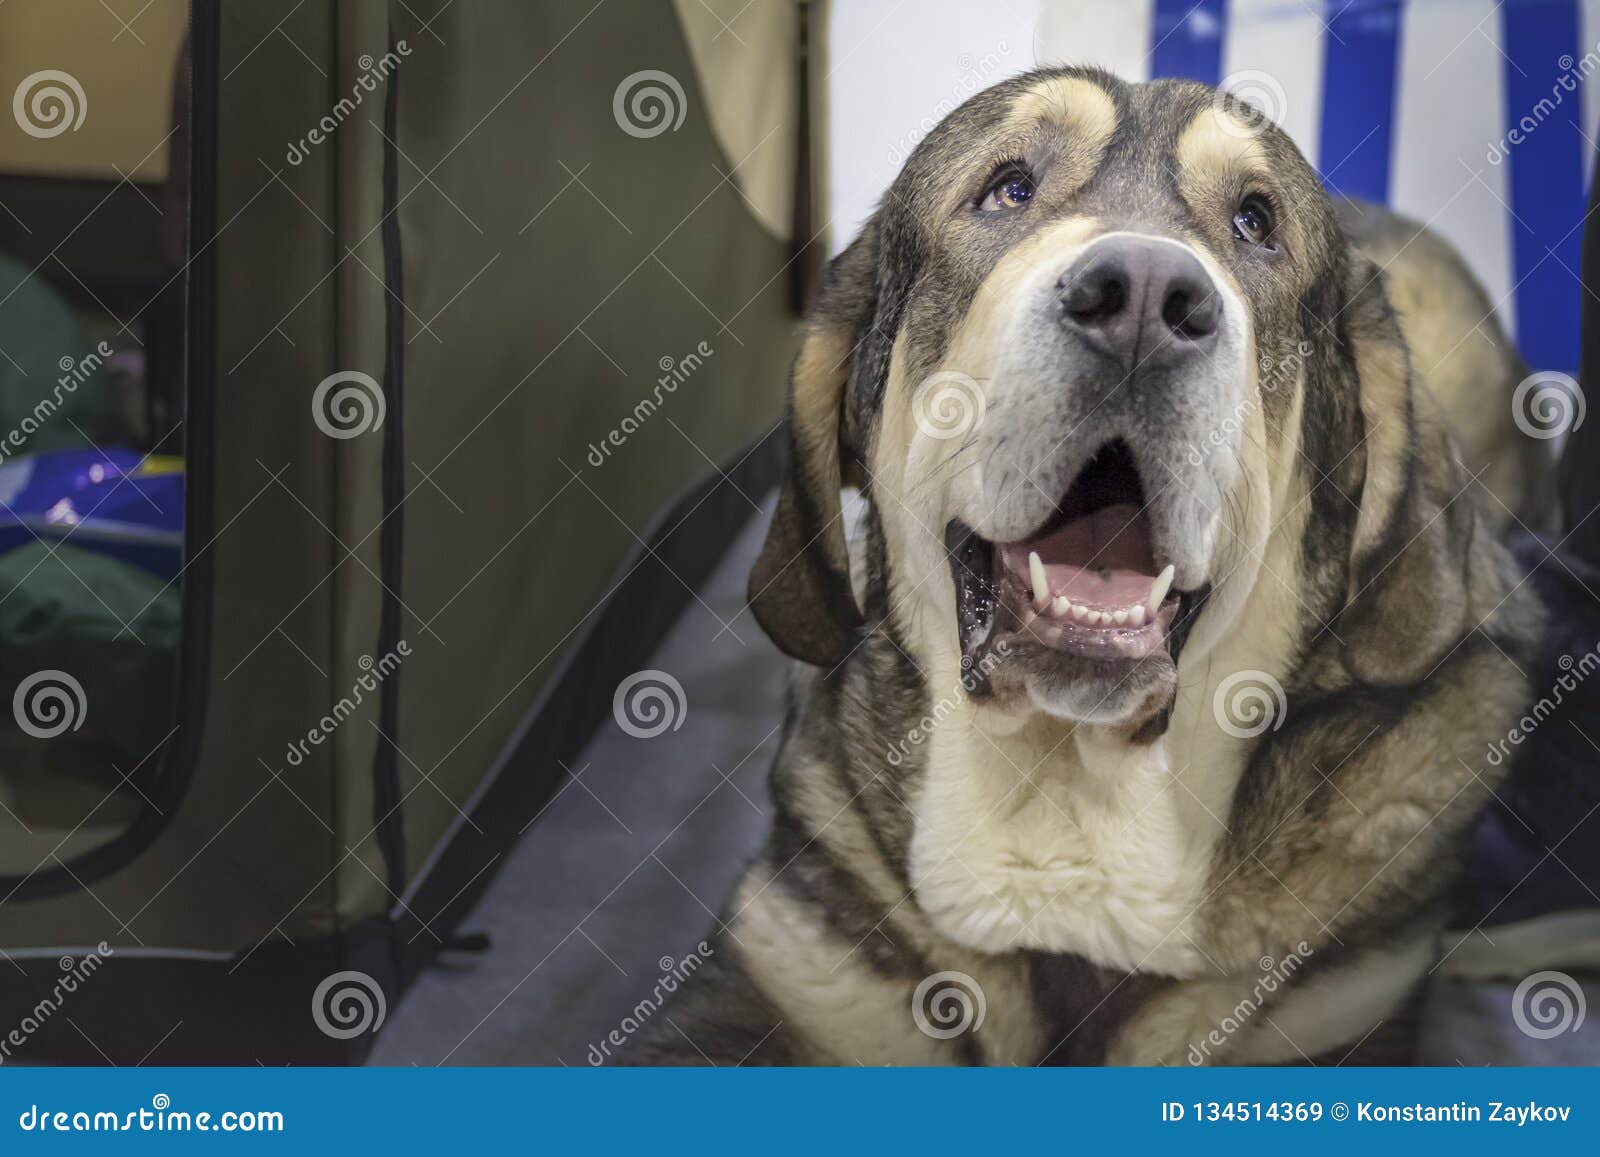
{"left": 980, "top": 166, "right": 1034, "bottom": 211}
{"left": 1232, "top": 196, "right": 1275, "bottom": 246}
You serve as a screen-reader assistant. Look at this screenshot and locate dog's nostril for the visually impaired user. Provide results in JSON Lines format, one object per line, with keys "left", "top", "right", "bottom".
{"left": 1062, "top": 268, "right": 1129, "bottom": 325}
{"left": 1162, "top": 280, "right": 1219, "bottom": 340}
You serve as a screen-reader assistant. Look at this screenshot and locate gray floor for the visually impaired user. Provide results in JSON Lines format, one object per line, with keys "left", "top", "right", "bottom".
{"left": 377, "top": 505, "right": 1598, "bottom": 1066}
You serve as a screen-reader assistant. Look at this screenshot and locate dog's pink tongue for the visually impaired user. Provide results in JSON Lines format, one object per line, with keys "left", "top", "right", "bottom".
{"left": 1002, "top": 503, "right": 1159, "bottom": 609}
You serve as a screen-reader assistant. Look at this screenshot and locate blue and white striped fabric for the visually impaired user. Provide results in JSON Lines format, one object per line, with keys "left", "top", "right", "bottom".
{"left": 827, "top": 0, "right": 1600, "bottom": 372}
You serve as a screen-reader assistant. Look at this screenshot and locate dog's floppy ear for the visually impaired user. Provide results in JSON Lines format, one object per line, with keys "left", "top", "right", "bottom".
{"left": 748, "top": 228, "right": 882, "bottom": 667}
{"left": 1339, "top": 260, "right": 1478, "bottom": 685}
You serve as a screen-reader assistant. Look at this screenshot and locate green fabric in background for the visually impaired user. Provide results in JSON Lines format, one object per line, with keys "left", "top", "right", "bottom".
{"left": 0, "top": 256, "right": 118, "bottom": 455}
{"left": 0, "top": 541, "right": 180, "bottom": 771}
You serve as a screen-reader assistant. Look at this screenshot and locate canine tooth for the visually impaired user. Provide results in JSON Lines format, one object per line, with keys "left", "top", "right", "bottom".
{"left": 1051, "top": 595, "right": 1071, "bottom": 617}
{"left": 1029, "top": 551, "right": 1050, "bottom": 610}
{"left": 1128, "top": 604, "right": 1147, "bottom": 628}
{"left": 1113, "top": 609, "right": 1129, "bottom": 626}
{"left": 1146, "top": 564, "right": 1175, "bottom": 617}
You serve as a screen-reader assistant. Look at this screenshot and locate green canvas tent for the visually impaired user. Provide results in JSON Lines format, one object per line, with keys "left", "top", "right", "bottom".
{"left": 0, "top": 0, "right": 812, "bottom": 1063}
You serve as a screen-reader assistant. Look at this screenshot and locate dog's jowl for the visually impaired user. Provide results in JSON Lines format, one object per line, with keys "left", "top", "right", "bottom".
{"left": 633, "top": 69, "right": 1544, "bottom": 1067}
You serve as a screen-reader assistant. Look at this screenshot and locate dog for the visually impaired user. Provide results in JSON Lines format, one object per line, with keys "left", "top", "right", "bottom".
{"left": 635, "top": 68, "right": 1546, "bottom": 1066}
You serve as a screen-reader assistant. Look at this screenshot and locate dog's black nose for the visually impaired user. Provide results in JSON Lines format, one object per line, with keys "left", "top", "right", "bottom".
{"left": 1057, "top": 237, "right": 1220, "bottom": 364}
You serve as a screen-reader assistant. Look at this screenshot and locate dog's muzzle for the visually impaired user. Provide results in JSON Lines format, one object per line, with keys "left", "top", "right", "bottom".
{"left": 944, "top": 231, "right": 1245, "bottom": 723}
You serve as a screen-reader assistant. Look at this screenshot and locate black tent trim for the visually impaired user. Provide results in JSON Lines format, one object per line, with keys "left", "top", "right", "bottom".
{"left": 371, "top": 30, "right": 410, "bottom": 901}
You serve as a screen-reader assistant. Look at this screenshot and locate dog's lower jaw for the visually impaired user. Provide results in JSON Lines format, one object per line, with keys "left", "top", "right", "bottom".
{"left": 971, "top": 628, "right": 1180, "bottom": 728}
{"left": 1020, "top": 658, "right": 1178, "bottom": 727}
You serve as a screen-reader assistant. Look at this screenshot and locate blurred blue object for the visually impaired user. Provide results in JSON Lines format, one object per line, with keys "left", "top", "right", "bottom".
{"left": 0, "top": 448, "right": 183, "bottom": 580}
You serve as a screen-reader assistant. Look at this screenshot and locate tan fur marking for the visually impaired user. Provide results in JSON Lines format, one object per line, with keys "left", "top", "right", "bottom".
{"left": 1004, "top": 76, "right": 1118, "bottom": 150}
{"left": 1174, "top": 108, "right": 1273, "bottom": 189}
{"left": 791, "top": 323, "right": 852, "bottom": 472}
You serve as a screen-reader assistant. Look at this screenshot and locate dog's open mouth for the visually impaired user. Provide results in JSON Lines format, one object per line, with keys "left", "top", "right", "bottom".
{"left": 950, "top": 439, "right": 1201, "bottom": 693}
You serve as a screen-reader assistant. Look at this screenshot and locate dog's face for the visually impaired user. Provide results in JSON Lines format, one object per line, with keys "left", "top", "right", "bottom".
{"left": 752, "top": 69, "right": 1472, "bottom": 731}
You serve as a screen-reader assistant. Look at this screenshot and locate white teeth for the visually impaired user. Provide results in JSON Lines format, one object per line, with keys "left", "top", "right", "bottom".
{"left": 1112, "top": 609, "right": 1129, "bottom": 626}
{"left": 1071, "top": 603, "right": 1090, "bottom": 622}
{"left": 1146, "top": 564, "right": 1175, "bottom": 618}
{"left": 1029, "top": 551, "right": 1050, "bottom": 611}
{"left": 1051, "top": 595, "right": 1071, "bottom": 617}
{"left": 1086, "top": 610, "right": 1104, "bottom": 626}
{"left": 1128, "top": 604, "right": 1146, "bottom": 628}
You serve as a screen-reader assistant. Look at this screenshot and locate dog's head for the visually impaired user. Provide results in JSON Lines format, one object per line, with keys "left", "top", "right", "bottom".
{"left": 751, "top": 69, "right": 1476, "bottom": 730}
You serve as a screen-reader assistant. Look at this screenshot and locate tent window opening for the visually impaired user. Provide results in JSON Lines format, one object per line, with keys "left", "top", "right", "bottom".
{"left": 0, "top": 0, "right": 194, "bottom": 880}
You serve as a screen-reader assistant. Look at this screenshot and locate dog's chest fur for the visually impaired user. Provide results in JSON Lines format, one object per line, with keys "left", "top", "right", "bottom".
{"left": 909, "top": 712, "right": 1226, "bottom": 976}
